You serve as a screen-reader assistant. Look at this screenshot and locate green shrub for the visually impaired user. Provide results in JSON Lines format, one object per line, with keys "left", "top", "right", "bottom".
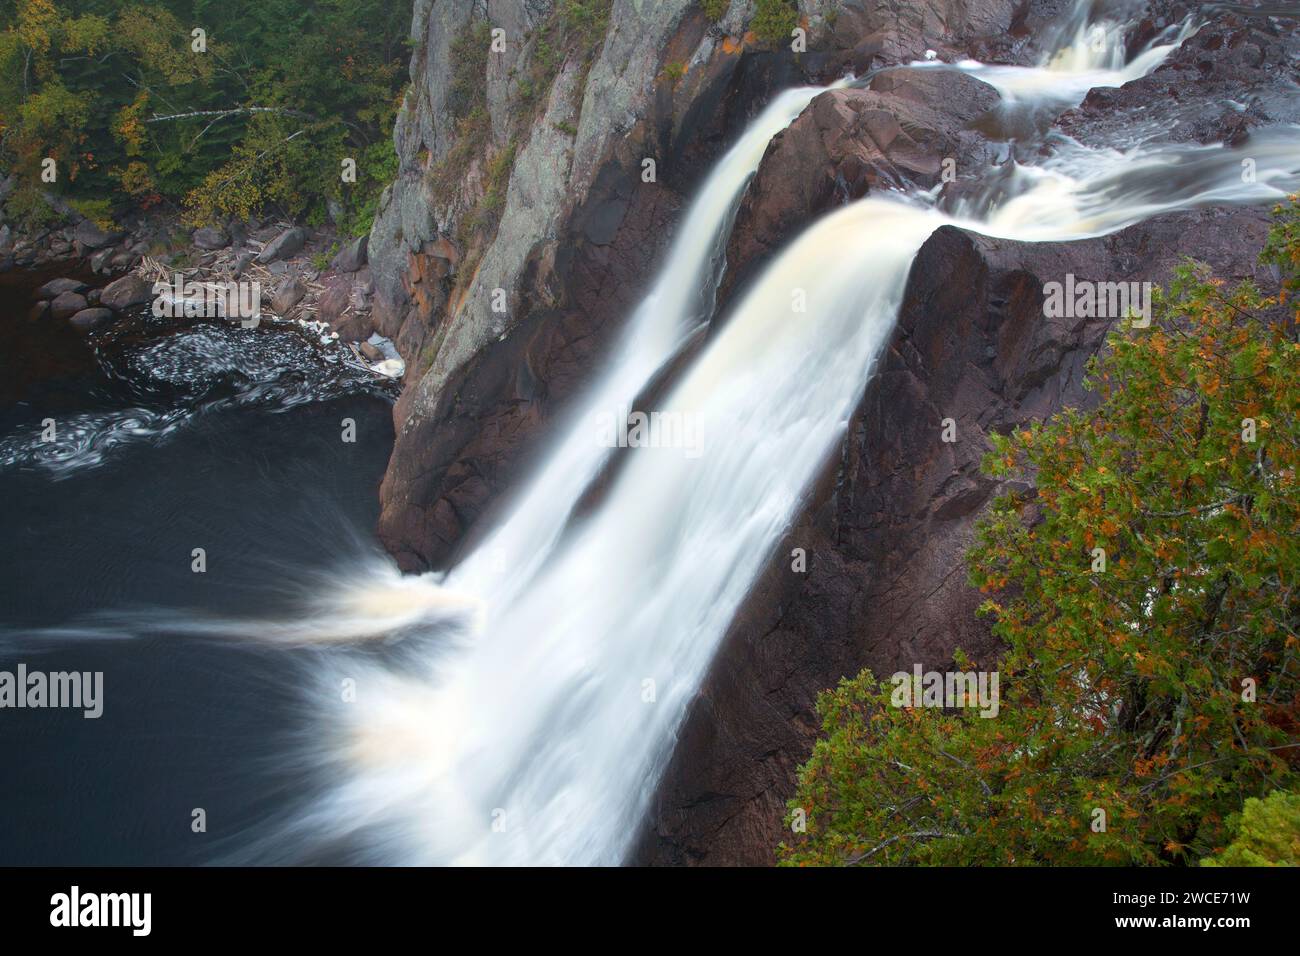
{"left": 752, "top": 0, "right": 799, "bottom": 44}
{"left": 68, "top": 198, "right": 115, "bottom": 229}
{"left": 0, "top": 0, "right": 410, "bottom": 229}
{"left": 701, "top": 0, "right": 729, "bottom": 21}
{"left": 780, "top": 200, "right": 1300, "bottom": 866}
{"left": 1202, "top": 791, "right": 1300, "bottom": 866}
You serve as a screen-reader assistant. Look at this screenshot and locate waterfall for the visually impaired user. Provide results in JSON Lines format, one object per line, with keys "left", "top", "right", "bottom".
{"left": 306, "top": 199, "right": 948, "bottom": 865}
{"left": 273, "top": 1, "right": 1300, "bottom": 864}
{"left": 16, "top": 1, "right": 1300, "bottom": 865}
{"left": 931, "top": 2, "right": 1194, "bottom": 107}
{"left": 451, "top": 80, "right": 847, "bottom": 607}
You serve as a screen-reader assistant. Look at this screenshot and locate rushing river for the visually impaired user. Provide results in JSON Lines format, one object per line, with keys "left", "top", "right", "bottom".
{"left": 2, "top": 0, "right": 1299, "bottom": 865}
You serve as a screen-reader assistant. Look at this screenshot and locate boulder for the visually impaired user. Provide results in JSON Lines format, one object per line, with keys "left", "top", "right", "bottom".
{"left": 192, "top": 226, "right": 230, "bottom": 250}
{"left": 721, "top": 69, "right": 1001, "bottom": 301}
{"left": 49, "top": 291, "right": 88, "bottom": 320}
{"left": 330, "top": 235, "right": 368, "bottom": 273}
{"left": 331, "top": 311, "right": 374, "bottom": 343}
{"left": 73, "top": 218, "right": 123, "bottom": 250}
{"left": 34, "top": 277, "right": 87, "bottom": 300}
{"left": 317, "top": 276, "right": 352, "bottom": 325}
{"left": 68, "top": 307, "right": 113, "bottom": 331}
{"left": 90, "top": 247, "right": 115, "bottom": 273}
{"left": 355, "top": 267, "right": 374, "bottom": 296}
{"left": 100, "top": 274, "right": 152, "bottom": 312}
{"left": 271, "top": 276, "right": 307, "bottom": 314}
{"left": 255, "top": 226, "right": 306, "bottom": 264}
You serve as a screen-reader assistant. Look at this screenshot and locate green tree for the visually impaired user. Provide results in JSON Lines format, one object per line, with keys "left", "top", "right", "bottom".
{"left": 1, "top": 0, "right": 410, "bottom": 235}
{"left": 780, "top": 200, "right": 1300, "bottom": 866}
{"left": 1201, "top": 790, "right": 1300, "bottom": 866}
{"left": 752, "top": 0, "right": 798, "bottom": 44}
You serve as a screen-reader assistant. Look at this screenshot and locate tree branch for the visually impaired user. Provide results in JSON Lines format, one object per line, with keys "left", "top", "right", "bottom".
{"left": 846, "top": 830, "right": 961, "bottom": 865}
{"left": 146, "top": 107, "right": 319, "bottom": 124}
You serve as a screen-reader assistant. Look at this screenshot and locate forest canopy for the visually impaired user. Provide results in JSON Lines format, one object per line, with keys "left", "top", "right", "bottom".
{"left": 0, "top": 0, "right": 410, "bottom": 235}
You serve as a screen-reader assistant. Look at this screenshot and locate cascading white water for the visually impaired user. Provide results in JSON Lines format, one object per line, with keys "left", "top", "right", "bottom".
{"left": 452, "top": 81, "right": 845, "bottom": 607}
{"left": 976, "top": 127, "right": 1300, "bottom": 240}
{"left": 274, "top": 2, "right": 1300, "bottom": 865}
{"left": 305, "top": 198, "right": 948, "bottom": 865}
{"left": 924, "top": 0, "right": 1195, "bottom": 107}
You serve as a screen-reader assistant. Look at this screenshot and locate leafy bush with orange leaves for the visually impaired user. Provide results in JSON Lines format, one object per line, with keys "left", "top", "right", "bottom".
{"left": 780, "top": 200, "right": 1300, "bottom": 866}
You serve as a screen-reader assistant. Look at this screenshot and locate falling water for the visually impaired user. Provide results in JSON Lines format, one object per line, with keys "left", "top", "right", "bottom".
{"left": 452, "top": 80, "right": 846, "bottom": 604}
{"left": 941, "top": 12, "right": 1194, "bottom": 107}
{"left": 907, "top": 1, "right": 1196, "bottom": 142}
{"left": 257, "top": 1, "right": 1299, "bottom": 865}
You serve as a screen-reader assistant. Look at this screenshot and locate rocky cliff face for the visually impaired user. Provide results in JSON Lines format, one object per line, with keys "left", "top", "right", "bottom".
{"left": 368, "top": 0, "right": 1035, "bottom": 569}
{"left": 634, "top": 1, "right": 1300, "bottom": 865}
{"left": 635, "top": 202, "right": 1278, "bottom": 864}
{"left": 371, "top": 0, "right": 756, "bottom": 567}
{"left": 369, "top": 0, "right": 1300, "bottom": 864}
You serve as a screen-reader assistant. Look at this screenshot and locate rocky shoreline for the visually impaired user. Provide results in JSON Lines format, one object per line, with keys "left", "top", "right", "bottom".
{"left": 2, "top": 188, "right": 385, "bottom": 355}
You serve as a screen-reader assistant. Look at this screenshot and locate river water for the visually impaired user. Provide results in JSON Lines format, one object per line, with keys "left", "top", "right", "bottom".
{"left": 0, "top": 292, "right": 395, "bottom": 863}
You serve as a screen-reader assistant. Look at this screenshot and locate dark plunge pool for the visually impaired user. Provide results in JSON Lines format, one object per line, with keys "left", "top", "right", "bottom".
{"left": 0, "top": 277, "right": 396, "bottom": 864}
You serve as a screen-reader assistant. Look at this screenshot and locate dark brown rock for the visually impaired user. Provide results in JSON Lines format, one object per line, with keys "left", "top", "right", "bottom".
{"left": 318, "top": 275, "right": 353, "bottom": 325}
{"left": 721, "top": 69, "right": 999, "bottom": 301}
{"left": 635, "top": 203, "right": 1277, "bottom": 865}
{"left": 256, "top": 226, "right": 306, "bottom": 264}
{"left": 331, "top": 235, "right": 368, "bottom": 273}
{"left": 192, "top": 225, "right": 230, "bottom": 250}
{"left": 68, "top": 307, "right": 113, "bottom": 331}
{"left": 34, "top": 277, "right": 87, "bottom": 300}
{"left": 271, "top": 276, "right": 307, "bottom": 315}
{"left": 49, "top": 290, "right": 88, "bottom": 320}
{"left": 72, "top": 218, "right": 122, "bottom": 250}
{"left": 100, "top": 274, "right": 152, "bottom": 312}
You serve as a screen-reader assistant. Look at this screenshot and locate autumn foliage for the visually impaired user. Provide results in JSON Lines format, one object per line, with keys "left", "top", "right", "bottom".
{"left": 1, "top": 0, "right": 407, "bottom": 234}
{"left": 780, "top": 200, "right": 1300, "bottom": 866}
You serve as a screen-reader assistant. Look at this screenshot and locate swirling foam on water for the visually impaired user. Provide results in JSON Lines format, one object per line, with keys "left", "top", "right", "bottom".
{"left": 0, "top": 311, "right": 395, "bottom": 478}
